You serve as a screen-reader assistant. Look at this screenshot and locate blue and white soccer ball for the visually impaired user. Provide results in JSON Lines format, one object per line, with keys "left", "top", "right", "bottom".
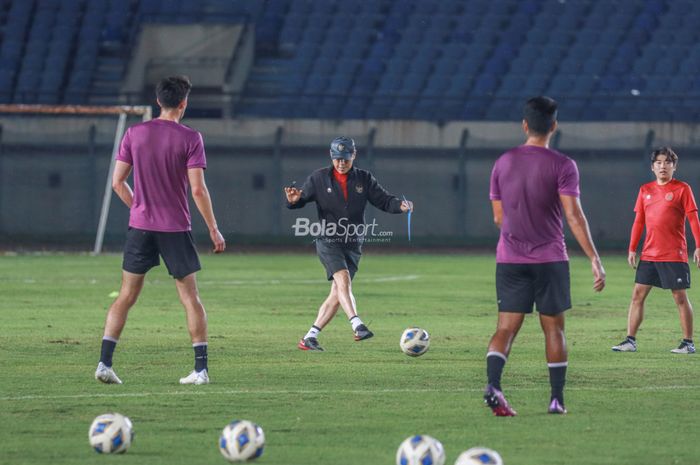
{"left": 454, "top": 447, "right": 503, "bottom": 465}
{"left": 88, "top": 412, "right": 134, "bottom": 454}
{"left": 400, "top": 327, "right": 431, "bottom": 357}
{"left": 219, "top": 419, "right": 265, "bottom": 462}
{"left": 396, "top": 434, "right": 445, "bottom": 465}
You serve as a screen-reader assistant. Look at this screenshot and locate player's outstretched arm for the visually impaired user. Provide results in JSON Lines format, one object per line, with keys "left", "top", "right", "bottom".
{"left": 560, "top": 194, "right": 606, "bottom": 292}
{"left": 112, "top": 160, "right": 134, "bottom": 208}
{"left": 188, "top": 168, "right": 225, "bottom": 253}
{"left": 688, "top": 211, "right": 700, "bottom": 268}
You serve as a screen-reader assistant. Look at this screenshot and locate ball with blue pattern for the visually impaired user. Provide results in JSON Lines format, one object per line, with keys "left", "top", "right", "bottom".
{"left": 88, "top": 412, "right": 134, "bottom": 454}
{"left": 396, "top": 434, "right": 445, "bottom": 465}
{"left": 219, "top": 419, "right": 265, "bottom": 462}
{"left": 400, "top": 327, "right": 431, "bottom": 357}
{"left": 454, "top": 447, "right": 503, "bottom": 465}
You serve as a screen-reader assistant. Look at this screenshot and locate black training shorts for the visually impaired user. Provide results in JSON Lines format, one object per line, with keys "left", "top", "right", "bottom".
{"left": 496, "top": 261, "right": 571, "bottom": 315}
{"left": 122, "top": 227, "right": 201, "bottom": 279}
{"left": 315, "top": 239, "right": 361, "bottom": 281}
{"left": 635, "top": 260, "right": 690, "bottom": 289}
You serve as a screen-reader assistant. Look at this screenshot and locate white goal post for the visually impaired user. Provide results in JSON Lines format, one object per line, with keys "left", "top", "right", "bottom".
{"left": 0, "top": 104, "right": 152, "bottom": 254}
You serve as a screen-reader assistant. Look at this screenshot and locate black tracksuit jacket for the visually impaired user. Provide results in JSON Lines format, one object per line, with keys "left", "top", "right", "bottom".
{"left": 287, "top": 166, "right": 404, "bottom": 246}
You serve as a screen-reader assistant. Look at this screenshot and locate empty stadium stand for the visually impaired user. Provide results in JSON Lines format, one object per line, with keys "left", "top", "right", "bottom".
{"left": 1, "top": 0, "right": 699, "bottom": 121}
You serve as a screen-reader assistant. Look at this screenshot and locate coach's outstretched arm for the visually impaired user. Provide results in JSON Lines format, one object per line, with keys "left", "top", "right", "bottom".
{"left": 188, "top": 168, "right": 225, "bottom": 253}
{"left": 560, "top": 194, "right": 606, "bottom": 292}
{"left": 285, "top": 177, "right": 315, "bottom": 209}
{"left": 112, "top": 160, "right": 134, "bottom": 208}
{"left": 367, "top": 174, "right": 413, "bottom": 213}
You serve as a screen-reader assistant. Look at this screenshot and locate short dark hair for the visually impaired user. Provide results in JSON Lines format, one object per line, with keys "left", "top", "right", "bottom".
{"left": 523, "top": 96, "right": 558, "bottom": 136}
{"left": 156, "top": 76, "right": 192, "bottom": 109}
{"left": 651, "top": 146, "right": 678, "bottom": 165}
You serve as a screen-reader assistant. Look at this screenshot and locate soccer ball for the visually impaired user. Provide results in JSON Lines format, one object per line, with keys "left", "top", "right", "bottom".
{"left": 219, "top": 420, "right": 265, "bottom": 462}
{"left": 396, "top": 434, "right": 445, "bottom": 465}
{"left": 454, "top": 447, "right": 503, "bottom": 465}
{"left": 400, "top": 327, "right": 430, "bottom": 356}
{"left": 88, "top": 413, "right": 134, "bottom": 454}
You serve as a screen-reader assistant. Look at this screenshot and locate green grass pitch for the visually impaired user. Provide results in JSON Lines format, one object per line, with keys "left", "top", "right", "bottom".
{"left": 1, "top": 252, "right": 698, "bottom": 464}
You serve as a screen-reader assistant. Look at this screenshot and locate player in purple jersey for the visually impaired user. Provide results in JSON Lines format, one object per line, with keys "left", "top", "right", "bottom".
{"left": 94, "top": 76, "right": 225, "bottom": 386}
{"left": 483, "top": 97, "right": 606, "bottom": 416}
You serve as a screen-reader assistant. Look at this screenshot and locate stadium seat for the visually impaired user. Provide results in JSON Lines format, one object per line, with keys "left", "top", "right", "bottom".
{"left": 0, "top": 0, "right": 688, "bottom": 121}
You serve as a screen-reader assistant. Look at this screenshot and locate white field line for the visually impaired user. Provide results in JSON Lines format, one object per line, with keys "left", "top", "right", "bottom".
{"left": 199, "top": 275, "right": 420, "bottom": 286}
{"left": 10, "top": 275, "right": 420, "bottom": 286}
{"left": 2, "top": 384, "right": 698, "bottom": 402}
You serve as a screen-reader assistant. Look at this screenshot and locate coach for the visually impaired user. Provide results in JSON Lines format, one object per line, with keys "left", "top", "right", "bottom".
{"left": 284, "top": 136, "right": 412, "bottom": 351}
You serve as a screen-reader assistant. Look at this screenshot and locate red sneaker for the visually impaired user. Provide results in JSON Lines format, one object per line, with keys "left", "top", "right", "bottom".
{"left": 484, "top": 384, "right": 517, "bottom": 416}
{"left": 298, "top": 337, "right": 324, "bottom": 351}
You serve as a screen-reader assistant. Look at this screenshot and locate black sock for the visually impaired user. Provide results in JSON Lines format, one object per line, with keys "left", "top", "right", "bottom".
{"left": 486, "top": 354, "right": 506, "bottom": 391}
{"left": 194, "top": 344, "right": 208, "bottom": 372}
{"left": 683, "top": 338, "right": 693, "bottom": 344}
{"left": 627, "top": 335, "right": 636, "bottom": 342}
{"left": 100, "top": 338, "right": 117, "bottom": 367}
{"left": 548, "top": 364, "right": 567, "bottom": 404}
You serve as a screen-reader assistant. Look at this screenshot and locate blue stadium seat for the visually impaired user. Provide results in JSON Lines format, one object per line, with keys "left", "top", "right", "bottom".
{"left": 423, "top": 75, "right": 451, "bottom": 97}
{"left": 8, "top": 0, "right": 664, "bottom": 121}
{"left": 485, "top": 99, "right": 517, "bottom": 121}
{"left": 399, "top": 73, "right": 426, "bottom": 95}
{"left": 389, "top": 100, "right": 414, "bottom": 120}
{"left": 366, "top": 96, "right": 392, "bottom": 119}
{"left": 495, "top": 75, "right": 526, "bottom": 97}
{"left": 670, "top": 76, "right": 692, "bottom": 93}
{"left": 547, "top": 75, "right": 576, "bottom": 95}
{"left": 572, "top": 76, "right": 596, "bottom": 95}
{"left": 582, "top": 58, "right": 607, "bottom": 75}
{"left": 646, "top": 76, "right": 671, "bottom": 93}
{"left": 598, "top": 75, "right": 624, "bottom": 93}
{"left": 470, "top": 74, "right": 498, "bottom": 96}
{"left": 444, "top": 77, "right": 472, "bottom": 98}
{"left": 341, "top": 97, "right": 368, "bottom": 119}
{"left": 327, "top": 74, "right": 354, "bottom": 95}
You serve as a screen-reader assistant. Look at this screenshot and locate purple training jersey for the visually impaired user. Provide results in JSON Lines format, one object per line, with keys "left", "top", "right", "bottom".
{"left": 116, "top": 119, "right": 206, "bottom": 232}
{"left": 489, "top": 144, "right": 580, "bottom": 264}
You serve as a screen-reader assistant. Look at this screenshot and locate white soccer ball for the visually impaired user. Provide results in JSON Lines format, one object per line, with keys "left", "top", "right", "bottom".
{"left": 396, "top": 434, "right": 445, "bottom": 465}
{"left": 400, "top": 327, "right": 430, "bottom": 356}
{"left": 219, "top": 420, "right": 265, "bottom": 462}
{"left": 454, "top": 447, "right": 503, "bottom": 465}
{"left": 88, "top": 413, "right": 134, "bottom": 454}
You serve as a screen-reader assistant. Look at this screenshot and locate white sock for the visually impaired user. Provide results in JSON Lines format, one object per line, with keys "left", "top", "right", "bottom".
{"left": 304, "top": 326, "right": 320, "bottom": 340}
{"left": 350, "top": 316, "right": 364, "bottom": 331}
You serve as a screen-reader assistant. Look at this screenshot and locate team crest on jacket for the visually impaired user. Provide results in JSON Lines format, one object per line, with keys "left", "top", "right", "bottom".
{"left": 665, "top": 193, "right": 673, "bottom": 201}
{"left": 355, "top": 185, "right": 364, "bottom": 194}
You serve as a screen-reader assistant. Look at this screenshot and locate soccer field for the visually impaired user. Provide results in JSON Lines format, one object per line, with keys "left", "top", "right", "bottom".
{"left": 1, "top": 252, "right": 697, "bottom": 465}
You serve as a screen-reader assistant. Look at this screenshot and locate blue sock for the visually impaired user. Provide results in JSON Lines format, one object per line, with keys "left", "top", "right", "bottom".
{"left": 548, "top": 362, "right": 568, "bottom": 403}
{"left": 194, "top": 344, "right": 208, "bottom": 372}
{"left": 486, "top": 352, "right": 507, "bottom": 391}
{"left": 100, "top": 338, "right": 117, "bottom": 367}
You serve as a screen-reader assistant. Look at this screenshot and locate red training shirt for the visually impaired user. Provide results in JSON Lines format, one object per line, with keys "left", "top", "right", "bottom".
{"left": 332, "top": 169, "right": 348, "bottom": 201}
{"left": 630, "top": 179, "right": 700, "bottom": 262}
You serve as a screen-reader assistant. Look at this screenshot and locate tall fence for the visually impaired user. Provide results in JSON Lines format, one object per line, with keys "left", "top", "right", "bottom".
{"left": 1, "top": 116, "right": 699, "bottom": 250}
